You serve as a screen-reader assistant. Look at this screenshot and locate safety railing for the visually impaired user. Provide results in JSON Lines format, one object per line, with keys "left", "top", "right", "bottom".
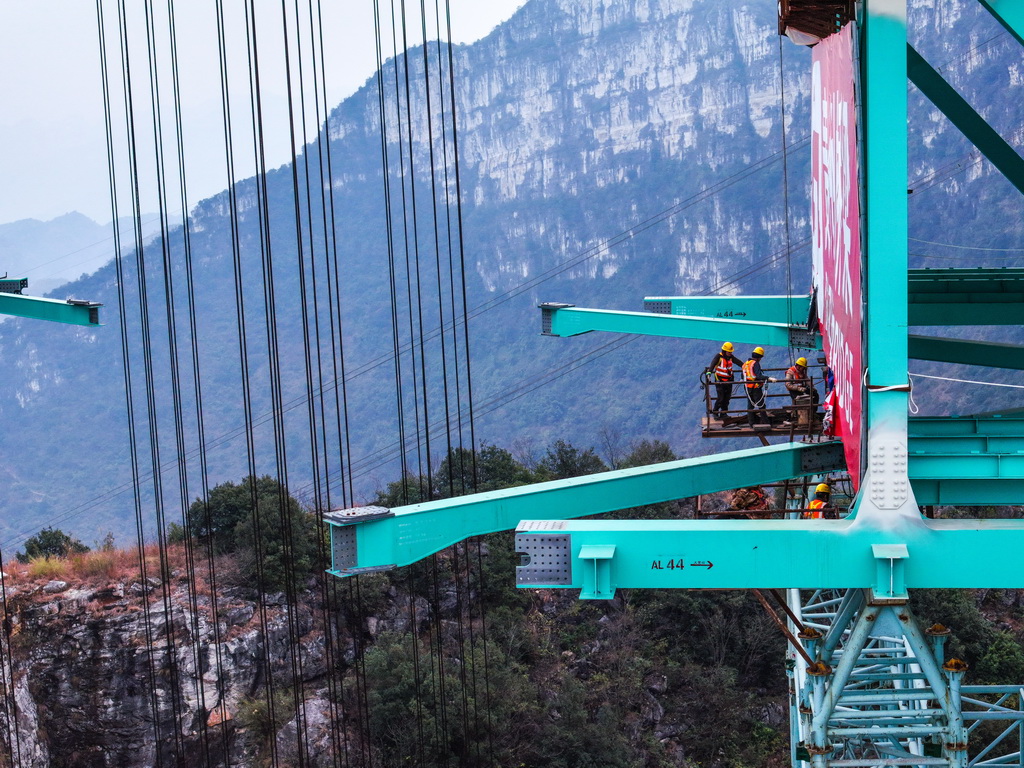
{"left": 699, "top": 366, "right": 825, "bottom": 438}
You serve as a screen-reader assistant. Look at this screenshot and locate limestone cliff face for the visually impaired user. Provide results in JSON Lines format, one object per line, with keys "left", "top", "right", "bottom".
{"left": 1, "top": 577, "right": 351, "bottom": 767}
{"left": 328, "top": 0, "right": 808, "bottom": 295}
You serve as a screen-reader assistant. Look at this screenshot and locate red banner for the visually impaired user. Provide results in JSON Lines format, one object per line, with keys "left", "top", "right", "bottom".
{"left": 811, "top": 23, "right": 863, "bottom": 490}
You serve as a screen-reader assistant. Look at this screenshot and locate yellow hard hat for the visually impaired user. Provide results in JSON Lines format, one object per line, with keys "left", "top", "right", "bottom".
{"left": 796, "top": 357, "right": 808, "bottom": 367}
{"left": 721, "top": 341, "right": 734, "bottom": 352}
{"left": 752, "top": 347, "right": 765, "bottom": 356}
{"left": 815, "top": 483, "right": 830, "bottom": 494}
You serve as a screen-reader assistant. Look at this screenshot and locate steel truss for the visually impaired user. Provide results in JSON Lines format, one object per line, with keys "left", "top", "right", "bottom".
{"left": 788, "top": 589, "right": 1024, "bottom": 767}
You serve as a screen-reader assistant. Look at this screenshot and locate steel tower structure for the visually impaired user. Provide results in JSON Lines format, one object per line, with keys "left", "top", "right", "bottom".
{"left": 326, "top": 1, "right": 1024, "bottom": 765}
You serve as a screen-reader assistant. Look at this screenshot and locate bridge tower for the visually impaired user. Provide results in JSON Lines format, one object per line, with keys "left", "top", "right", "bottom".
{"left": 326, "top": 1, "right": 1024, "bottom": 764}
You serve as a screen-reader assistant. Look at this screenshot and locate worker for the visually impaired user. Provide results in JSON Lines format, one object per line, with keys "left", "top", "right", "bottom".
{"left": 822, "top": 364, "right": 835, "bottom": 398}
{"left": 742, "top": 347, "right": 777, "bottom": 428}
{"left": 785, "top": 357, "right": 819, "bottom": 428}
{"left": 804, "top": 483, "right": 831, "bottom": 519}
{"left": 704, "top": 341, "right": 737, "bottom": 419}
{"left": 784, "top": 357, "right": 818, "bottom": 405}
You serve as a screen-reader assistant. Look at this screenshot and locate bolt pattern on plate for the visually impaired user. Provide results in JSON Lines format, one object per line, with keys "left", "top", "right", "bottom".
{"left": 332, "top": 526, "right": 358, "bottom": 570}
{"left": 869, "top": 439, "right": 909, "bottom": 510}
{"left": 789, "top": 327, "right": 817, "bottom": 348}
{"left": 800, "top": 441, "right": 844, "bottom": 473}
{"left": 644, "top": 301, "right": 672, "bottom": 314}
{"left": 515, "top": 533, "right": 572, "bottom": 585}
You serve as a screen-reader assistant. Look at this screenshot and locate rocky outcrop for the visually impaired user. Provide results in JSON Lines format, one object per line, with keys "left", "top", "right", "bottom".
{"left": 0, "top": 578, "right": 370, "bottom": 767}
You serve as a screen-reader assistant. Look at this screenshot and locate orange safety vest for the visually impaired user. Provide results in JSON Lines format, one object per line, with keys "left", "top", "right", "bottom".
{"left": 715, "top": 355, "right": 734, "bottom": 381}
{"left": 805, "top": 498, "right": 827, "bottom": 520}
{"left": 787, "top": 365, "right": 802, "bottom": 380}
{"left": 742, "top": 359, "right": 760, "bottom": 389}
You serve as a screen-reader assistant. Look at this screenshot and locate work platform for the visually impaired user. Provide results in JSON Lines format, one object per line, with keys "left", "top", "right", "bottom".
{"left": 700, "top": 366, "right": 824, "bottom": 440}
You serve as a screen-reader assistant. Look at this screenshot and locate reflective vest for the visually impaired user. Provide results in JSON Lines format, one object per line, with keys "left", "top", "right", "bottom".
{"left": 806, "top": 498, "right": 827, "bottom": 520}
{"left": 742, "top": 359, "right": 760, "bottom": 389}
{"left": 787, "top": 365, "right": 803, "bottom": 381}
{"left": 715, "top": 355, "right": 734, "bottom": 381}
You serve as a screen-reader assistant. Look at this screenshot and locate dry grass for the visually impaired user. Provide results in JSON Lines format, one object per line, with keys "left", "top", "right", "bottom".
{"left": 26, "top": 556, "right": 69, "bottom": 580}
{"left": 8, "top": 542, "right": 207, "bottom": 589}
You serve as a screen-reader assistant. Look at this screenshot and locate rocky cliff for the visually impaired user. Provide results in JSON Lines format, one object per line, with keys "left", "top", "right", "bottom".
{"left": 5, "top": 523, "right": 791, "bottom": 768}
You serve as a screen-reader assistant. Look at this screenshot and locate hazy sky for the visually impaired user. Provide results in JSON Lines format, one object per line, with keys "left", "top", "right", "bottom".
{"left": 0, "top": 0, "right": 528, "bottom": 227}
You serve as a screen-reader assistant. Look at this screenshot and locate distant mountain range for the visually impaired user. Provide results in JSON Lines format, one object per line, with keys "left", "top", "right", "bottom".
{"left": 0, "top": 0, "right": 1021, "bottom": 548}
{"left": 0, "top": 212, "right": 173, "bottom": 297}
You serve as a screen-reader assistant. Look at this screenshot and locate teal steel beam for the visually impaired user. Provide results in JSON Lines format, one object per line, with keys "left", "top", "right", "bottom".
{"left": 324, "top": 441, "right": 845, "bottom": 575}
{"left": 909, "top": 451, "right": 1024, "bottom": 479}
{"left": 910, "top": 434, "right": 1024, "bottom": 453}
{"left": 909, "top": 415, "right": 1024, "bottom": 436}
{"left": 978, "top": 0, "right": 1024, "bottom": 47}
{"left": 513, "top": 517, "right": 1024, "bottom": 594}
{"left": 0, "top": 293, "right": 102, "bottom": 326}
{"left": 642, "top": 295, "right": 812, "bottom": 324}
{"left": 907, "top": 44, "right": 1024, "bottom": 196}
{"left": 859, "top": 0, "right": 912, "bottom": 518}
{"left": 540, "top": 305, "right": 821, "bottom": 349}
{"left": 909, "top": 301, "right": 1024, "bottom": 326}
{"left": 912, "top": 478, "right": 1024, "bottom": 505}
{"left": 908, "top": 335, "right": 1024, "bottom": 370}
{"left": 909, "top": 268, "right": 1024, "bottom": 325}
{"left": 909, "top": 267, "right": 1024, "bottom": 287}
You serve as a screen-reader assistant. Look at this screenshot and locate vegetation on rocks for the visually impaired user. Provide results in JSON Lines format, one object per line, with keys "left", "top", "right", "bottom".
{"left": 5, "top": 440, "right": 1024, "bottom": 766}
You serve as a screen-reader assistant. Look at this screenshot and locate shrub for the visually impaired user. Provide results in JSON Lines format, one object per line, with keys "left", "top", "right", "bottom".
{"left": 16, "top": 527, "right": 90, "bottom": 564}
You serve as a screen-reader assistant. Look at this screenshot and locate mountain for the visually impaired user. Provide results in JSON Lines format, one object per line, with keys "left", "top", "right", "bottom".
{"left": 0, "top": 212, "right": 171, "bottom": 297}
{"left": 0, "top": 0, "right": 1021, "bottom": 548}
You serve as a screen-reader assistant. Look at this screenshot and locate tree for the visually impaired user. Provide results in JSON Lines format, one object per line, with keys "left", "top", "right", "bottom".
{"left": 186, "top": 475, "right": 286, "bottom": 554}
{"left": 434, "top": 444, "right": 535, "bottom": 498}
{"left": 536, "top": 439, "right": 608, "bottom": 480}
{"left": 231, "top": 487, "right": 320, "bottom": 594}
{"left": 619, "top": 439, "right": 675, "bottom": 468}
{"left": 16, "top": 527, "right": 90, "bottom": 563}
{"left": 373, "top": 472, "right": 435, "bottom": 507}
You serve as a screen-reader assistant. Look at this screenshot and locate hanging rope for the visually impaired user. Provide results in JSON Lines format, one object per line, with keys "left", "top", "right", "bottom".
{"left": 909, "top": 372, "right": 1024, "bottom": 389}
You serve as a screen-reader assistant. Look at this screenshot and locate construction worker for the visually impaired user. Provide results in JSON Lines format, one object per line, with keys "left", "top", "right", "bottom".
{"left": 742, "top": 347, "right": 777, "bottom": 428}
{"left": 704, "top": 341, "right": 737, "bottom": 419}
{"left": 804, "top": 483, "right": 831, "bottom": 519}
{"left": 785, "top": 357, "right": 819, "bottom": 428}
{"left": 784, "top": 357, "right": 818, "bottom": 405}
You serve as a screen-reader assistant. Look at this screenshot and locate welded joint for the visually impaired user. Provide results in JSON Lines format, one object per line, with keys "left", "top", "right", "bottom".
{"left": 871, "top": 544, "right": 909, "bottom": 602}
{"left": 578, "top": 544, "right": 616, "bottom": 600}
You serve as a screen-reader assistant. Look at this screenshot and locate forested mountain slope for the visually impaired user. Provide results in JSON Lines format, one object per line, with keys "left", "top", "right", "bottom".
{"left": 0, "top": 0, "right": 1020, "bottom": 546}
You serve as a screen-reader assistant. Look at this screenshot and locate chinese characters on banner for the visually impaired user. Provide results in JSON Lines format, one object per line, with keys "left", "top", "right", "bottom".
{"left": 811, "top": 23, "right": 863, "bottom": 490}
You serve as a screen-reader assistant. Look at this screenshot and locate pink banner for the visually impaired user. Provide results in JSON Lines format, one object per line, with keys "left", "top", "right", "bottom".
{"left": 811, "top": 23, "right": 863, "bottom": 490}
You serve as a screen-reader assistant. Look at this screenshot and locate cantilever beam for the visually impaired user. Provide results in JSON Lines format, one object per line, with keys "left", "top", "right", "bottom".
{"left": 0, "top": 293, "right": 102, "bottom": 326}
{"left": 908, "top": 335, "right": 1024, "bottom": 370}
{"left": 540, "top": 303, "right": 821, "bottom": 349}
{"left": 514, "top": 517, "right": 1024, "bottom": 597}
{"left": 642, "top": 295, "right": 812, "bottom": 324}
{"left": 324, "top": 441, "right": 844, "bottom": 576}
